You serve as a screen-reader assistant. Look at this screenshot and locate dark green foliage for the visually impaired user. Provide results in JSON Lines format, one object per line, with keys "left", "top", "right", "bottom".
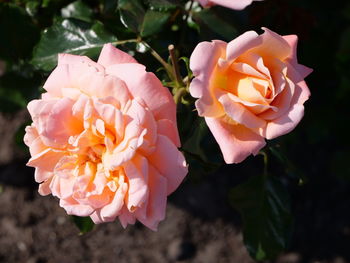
{"left": 230, "top": 174, "right": 293, "bottom": 260}
{"left": 117, "top": 0, "right": 172, "bottom": 37}
{"left": 71, "top": 216, "right": 95, "bottom": 234}
{"left": 61, "top": 0, "right": 93, "bottom": 22}
{"left": 193, "top": 8, "right": 238, "bottom": 40}
{"left": 0, "top": 4, "right": 40, "bottom": 61}
{"left": 31, "top": 19, "right": 117, "bottom": 71}
{"left": 0, "top": 70, "right": 41, "bottom": 112}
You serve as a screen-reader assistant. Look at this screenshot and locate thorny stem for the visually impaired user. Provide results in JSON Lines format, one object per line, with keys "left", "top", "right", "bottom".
{"left": 112, "top": 38, "right": 174, "bottom": 81}
{"left": 112, "top": 39, "right": 189, "bottom": 103}
{"left": 174, "top": 87, "right": 187, "bottom": 104}
{"left": 168, "top": 44, "right": 185, "bottom": 88}
{"left": 111, "top": 39, "right": 139, "bottom": 46}
{"left": 142, "top": 41, "right": 174, "bottom": 80}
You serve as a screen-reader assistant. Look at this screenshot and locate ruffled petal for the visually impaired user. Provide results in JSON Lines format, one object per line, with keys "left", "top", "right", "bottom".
{"left": 106, "top": 63, "right": 176, "bottom": 124}
{"left": 218, "top": 94, "right": 266, "bottom": 129}
{"left": 148, "top": 135, "right": 187, "bottom": 194}
{"left": 98, "top": 43, "right": 137, "bottom": 67}
{"left": 137, "top": 165, "right": 167, "bottom": 231}
{"left": 190, "top": 40, "right": 227, "bottom": 117}
{"left": 205, "top": 117, "right": 266, "bottom": 164}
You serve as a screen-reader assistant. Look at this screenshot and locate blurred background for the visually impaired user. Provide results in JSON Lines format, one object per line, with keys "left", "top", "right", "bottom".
{"left": 0, "top": 0, "right": 349, "bottom": 262}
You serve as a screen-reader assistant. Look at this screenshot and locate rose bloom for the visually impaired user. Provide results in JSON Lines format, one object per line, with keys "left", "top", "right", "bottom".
{"left": 196, "top": 0, "right": 258, "bottom": 10}
{"left": 189, "top": 28, "right": 312, "bottom": 164}
{"left": 24, "top": 44, "right": 188, "bottom": 230}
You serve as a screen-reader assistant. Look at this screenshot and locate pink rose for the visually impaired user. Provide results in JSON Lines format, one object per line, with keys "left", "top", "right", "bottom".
{"left": 196, "top": 0, "right": 258, "bottom": 10}
{"left": 189, "top": 28, "right": 312, "bottom": 164}
{"left": 24, "top": 44, "right": 188, "bottom": 230}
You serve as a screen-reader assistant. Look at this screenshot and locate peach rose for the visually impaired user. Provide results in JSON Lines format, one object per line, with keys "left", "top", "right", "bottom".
{"left": 24, "top": 44, "right": 188, "bottom": 230}
{"left": 189, "top": 28, "right": 312, "bottom": 164}
{"left": 196, "top": 0, "right": 258, "bottom": 10}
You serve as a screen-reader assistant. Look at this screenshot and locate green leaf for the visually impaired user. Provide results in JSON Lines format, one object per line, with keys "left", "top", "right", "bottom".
{"left": 269, "top": 146, "right": 307, "bottom": 185}
{"left": 15, "top": 122, "right": 31, "bottom": 151}
{"left": 25, "top": 1, "right": 40, "bottom": 17}
{"left": 147, "top": 0, "right": 178, "bottom": 11}
{"left": 118, "top": 0, "right": 171, "bottom": 36}
{"left": 103, "top": 0, "right": 118, "bottom": 13}
{"left": 179, "top": 56, "right": 192, "bottom": 78}
{"left": 0, "top": 71, "right": 41, "bottom": 113}
{"left": 229, "top": 175, "right": 293, "bottom": 260}
{"left": 181, "top": 116, "right": 223, "bottom": 170}
{"left": 141, "top": 10, "right": 171, "bottom": 37}
{"left": 193, "top": 9, "right": 238, "bottom": 40}
{"left": 61, "top": 0, "right": 94, "bottom": 23}
{"left": 31, "top": 19, "right": 117, "bottom": 71}
{"left": 182, "top": 117, "right": 209, "bottom": 162}
{"left": 118, "top": 0, "right": 145, "bottom": 32}
{"left": 71, "top": 216, "right": 95, "bottom": 234}
{"left": 0, "top": 4, "right": 40, "bottom": 61}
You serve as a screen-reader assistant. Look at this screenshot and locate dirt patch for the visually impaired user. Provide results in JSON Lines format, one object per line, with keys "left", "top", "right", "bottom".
{"left": 0, "top": 183, "right": 253, "bottom": 263}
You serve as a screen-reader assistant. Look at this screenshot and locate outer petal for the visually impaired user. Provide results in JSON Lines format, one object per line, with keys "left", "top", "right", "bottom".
{"left": 34, "top": 168, "right": 52, "bottom": 183}
{"left": 27, "top": 148, "right": 65, "bottom": 172}
{"left": 156, "top": 119, "right": 181, "bottom": 147}
{"left": 283, "top": 35, "right": 313, "bottom": 79}
{"left": 137, "top": 165, "right": 167, "bottom": 231}
{"left": 265, "top": 104, "right": 305, "bottom": 140}
{"left": 205, "top": 117, "right": 266, "bottom": 164}
{"left": 37, "top": 98, "right": 83, "bottom": 148}
{"left": 98, "top": 43, "right": 137, "bottom": 67}
{"left": 42, "top": 65, "right": 69, "bottom": 97}
{"left": 210, "top": 0, "right": 255, "bottom": 10}
{"left": 38, "top": 177, "right": 53, "bottom": 196}
{"left": 58, "top": 53, "right": 104, "bottom": 72}
{"left": 123, "top": 155, "right": 149, "bottom": 211}
{"left": 118, "top": 206, "right": 136, "bottom": 228}
{"left": 190, "top": 40, "right": 227, "bottom": 117}
{"left": 226, "top": 31, "right": 261, "bottom": 61}
{"left": 148, "top": 135, "right": 187, "bottom": 194}
{"left": 250, "top": 28, "right": 292, "bottom": 61}
{"left": 59, "top": 198, "right": 95, "bottom": 217}
{"left": 23, "top": 125, "right": 39, "bottom": 146}
{"left": 106, "top": 63, "right": 177, "bottom": 124}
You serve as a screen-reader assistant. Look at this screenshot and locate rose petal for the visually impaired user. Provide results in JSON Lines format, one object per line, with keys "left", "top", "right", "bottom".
{"left": 208, "top": 0, "right": 255, "bottom": 10}
{"left": 205, "top": 117, "right": 266, "bottom": 164}
{"left": 118, "top": 206, "right": 136, "bottom": 228}
{"left": 218, "top": 94, "right": 266, "bottom": 129}
{"left": 283, "top": 35, "right": 313, "bottom": 79}
{"left": 137, "top": 165, "right": 167, "bottom": 231}
{"left": 98, "top": 43, "right": 137, "bottom": 67}
{"left": 99, "top": 176, "right": 128, "bottom": 222}
{"left": 124, "top": 155, "right": 149, "bottom": 211}
{"left": 148, "top": 135, "right": 187, "bottom": 194}
{"left": 265, "top": 104, "right": 305, "bottom": 139}
{"left": 226, "top": 31, "right": 261, "bottom": 61}
{"left": 190, "top": 40, "right": 227, "bottom": 117}
{"left": 250, "top": 27, "right": 292, "bottom": 61}
{"left": 106, "top": 63, "right": 176, "bottom": 124}
{"left": 156, "top": 119, "right": 181, "bottom": 147}
{"left": 60, "top": 197, "right": 94, "bottom": 217}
